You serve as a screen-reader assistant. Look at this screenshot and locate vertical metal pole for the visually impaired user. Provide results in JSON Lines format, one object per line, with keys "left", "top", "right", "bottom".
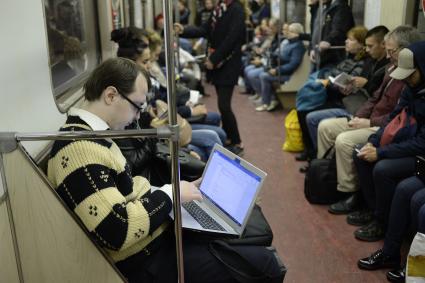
{"left": 316, "top": 0, "right": 323, "bottom": 70}
{"left": 141, "top": 0, "right": 147, "bottom": 28}
{"left": 162, "top": 0, "right": 185, "bottom": 282}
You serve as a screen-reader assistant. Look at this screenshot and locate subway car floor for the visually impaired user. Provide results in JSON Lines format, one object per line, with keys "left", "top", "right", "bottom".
{"left": 201, "top": 82, "right": 388, "bottom": 283}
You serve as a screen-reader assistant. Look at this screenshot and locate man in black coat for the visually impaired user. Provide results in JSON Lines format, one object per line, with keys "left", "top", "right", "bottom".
{"left": 175, "top": 0, "right": 246, "bottom": 155}
{"left": 309, "top": 0, "right": 355, "bottom": 72}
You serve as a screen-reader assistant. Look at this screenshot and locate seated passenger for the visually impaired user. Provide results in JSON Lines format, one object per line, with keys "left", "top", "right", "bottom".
{"left": 295, "top": 25, "right": 382, "bottom": 163}
{"left": 358, "top": 177, "right": 425, "bottom": 283}
{"left": 243, "top": 18, "right": 280, "bottom": 98}
{"left": 111, "top": 27, "right": 226, "bottom": 161}
{"left": 352, "top": 42, "right": 425, "bottom": 242}
{"left": 47, "top": 58, "right": 283, "bottom": 283}
{"left": 305, "top": 26, "right": 391, "bottom": 152}
{"left": 253, "top": 23, "right": 306, "bottom": 112}
{"left": 316, "top": 26, "right": 422, "bottom": 214}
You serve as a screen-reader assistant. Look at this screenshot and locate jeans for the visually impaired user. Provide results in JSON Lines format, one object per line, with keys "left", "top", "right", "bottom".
{"left": 353, "top": 155, "right": 416, "bottom": 224}
{"left": 383, "top": 177, "right": 425, "bottom": 257}
{"left": 203, "top": 112, "right": 221, "bottom": 126}
{"left": 306, "top": 108, "right": 350, "bottom": 150}
{"left": 179, "top": 38, "right": 193, "bottom": 53}
{"left": 244, "top": 65, "right": 263, "bottom": 94}
{"left": 411, "top": 189, "right": 425, "bottom": 233}
{"left": 191, "top": 124, "right": 227, "bottom": 144}
{"left": 188, "top": 129, "right": 222, "bottom": 161}
{"left": 257, "top": 71, "right": 286, "bottom": 105}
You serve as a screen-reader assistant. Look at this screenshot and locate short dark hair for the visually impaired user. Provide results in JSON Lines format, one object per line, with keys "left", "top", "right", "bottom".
{"left": 366, "top": 25, "right": 389, "bottom": 42}
{"left": 83, "top": 57, "right": 151, "bottom": 101}
{"left": 110, "top": 27, "right": 149, "bottom": 61}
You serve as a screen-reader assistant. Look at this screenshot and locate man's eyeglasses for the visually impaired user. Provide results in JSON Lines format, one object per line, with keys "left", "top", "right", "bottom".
{"left": 387, "top": 47, "right": 401, "bottom": 56}
{"left": 119, "top": 92, "right": 147, "bottom": 114}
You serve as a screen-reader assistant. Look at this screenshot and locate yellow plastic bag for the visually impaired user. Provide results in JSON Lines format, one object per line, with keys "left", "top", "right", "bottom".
{"left": 282, "top": 109, "right": 304, "bottom": 152}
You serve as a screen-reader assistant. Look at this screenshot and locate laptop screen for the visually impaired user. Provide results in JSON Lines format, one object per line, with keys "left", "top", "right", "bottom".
{"left": 199, "top": 150, "right": 262, "bottom": 226}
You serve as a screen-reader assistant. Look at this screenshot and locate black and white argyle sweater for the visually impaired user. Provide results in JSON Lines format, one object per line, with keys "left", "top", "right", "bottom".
{"left": 47, "top": 115, "right": 172, "bottom": 262}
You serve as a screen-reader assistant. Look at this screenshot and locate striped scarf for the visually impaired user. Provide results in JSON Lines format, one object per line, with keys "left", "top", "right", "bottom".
{"left": 211, "top": 0, "right": 233, "bottom": 30}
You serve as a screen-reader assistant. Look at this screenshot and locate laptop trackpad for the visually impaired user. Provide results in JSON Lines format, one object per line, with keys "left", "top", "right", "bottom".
{"left": 169, "top": 207, "right": 203, "bottom": 230}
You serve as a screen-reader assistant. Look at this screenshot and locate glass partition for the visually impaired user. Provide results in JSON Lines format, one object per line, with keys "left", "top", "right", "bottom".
{"left": 43, "top": 0, "right": 100, "bottom": 108}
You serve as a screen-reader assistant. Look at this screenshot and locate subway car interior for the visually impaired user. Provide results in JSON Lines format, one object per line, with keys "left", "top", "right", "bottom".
{"left": 2, "top": 0, "right": 425, "bottom": 282}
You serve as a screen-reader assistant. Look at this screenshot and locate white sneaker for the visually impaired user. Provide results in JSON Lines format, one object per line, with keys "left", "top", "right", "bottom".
{"left": 248, "top": 94, "right": 260, "bottom": 101}
{"left": 255, "top": 104, "right": 268, "bottom": 111}
{"left": 267, "top": 100, "right": 279, "bottom": 111}
{"left": 253, "top": 97, "right": 263, "bottom": 105}
{"left": 238, "top": 77, "right": 245, "bottom": 87}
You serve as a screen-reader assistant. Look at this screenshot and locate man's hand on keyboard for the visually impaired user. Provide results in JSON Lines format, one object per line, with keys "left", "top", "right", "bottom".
{"left": 181, "top": 181, "right": 203, "bottom": 203}
{"left": 191, "top": 177, "right": 202, "bottom": 188}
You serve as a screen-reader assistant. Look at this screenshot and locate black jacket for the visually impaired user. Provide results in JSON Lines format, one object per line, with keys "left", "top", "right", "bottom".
{"left": 181, "top": 1, "right": 246, "bottom": 86}
{"left": 310, "top": 0, "right": 354, "bottom": 68}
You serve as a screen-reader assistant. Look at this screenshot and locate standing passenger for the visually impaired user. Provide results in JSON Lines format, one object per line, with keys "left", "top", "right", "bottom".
{"left": 175, "top": 0, "right": 246, "bottom": 155}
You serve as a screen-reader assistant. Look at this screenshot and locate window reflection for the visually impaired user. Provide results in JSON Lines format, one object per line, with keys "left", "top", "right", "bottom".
{"left": 44, "top": 0, "right": 99, "bottom": 98}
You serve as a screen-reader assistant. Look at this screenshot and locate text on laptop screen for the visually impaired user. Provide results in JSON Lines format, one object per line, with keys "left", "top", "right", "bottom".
{"left": 200, "top": 151, "right": 261, "bottom": 226}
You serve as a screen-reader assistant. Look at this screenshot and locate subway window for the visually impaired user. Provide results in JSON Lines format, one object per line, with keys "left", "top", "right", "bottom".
{"left": 284, "top": 0, "right": 306, "bottom": 25}
{"left": 350, "top": 0, "right": 365, "bottom": 25}
{"left": 43, "top": 0, "right": 100, "bottom": 100}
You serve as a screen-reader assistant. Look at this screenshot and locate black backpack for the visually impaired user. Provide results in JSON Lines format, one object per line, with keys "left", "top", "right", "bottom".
{"left": 304, "top": 146, "right": 345, "bottom": 204}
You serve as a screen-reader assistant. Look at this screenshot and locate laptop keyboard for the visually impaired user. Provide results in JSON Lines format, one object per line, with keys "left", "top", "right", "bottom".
{"left": 182, "top": 201, "right": 225, "bottom": 231}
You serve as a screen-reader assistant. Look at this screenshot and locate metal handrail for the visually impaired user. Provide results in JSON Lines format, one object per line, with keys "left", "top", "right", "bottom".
{"left": 0, "top": 127, "right": 174, "bottom": 154}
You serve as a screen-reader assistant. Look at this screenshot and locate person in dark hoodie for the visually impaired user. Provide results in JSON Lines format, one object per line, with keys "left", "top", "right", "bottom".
{"left": 351, "top": 41, "right": 425, "bottom": 243}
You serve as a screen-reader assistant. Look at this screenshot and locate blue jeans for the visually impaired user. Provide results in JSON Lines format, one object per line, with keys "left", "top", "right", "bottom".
{"left": 383, "top": 177, "right": 425, "bottom": 257}
{"left": 179, "top": 38, "right": 192, "bottom": 53}
{"left": 258, "top": 71, "right": 287, "bottom": 105}
{"left": 417, "top": 192, "right": 425, "bottom": 233}
{"left": 204, "top": 112, "right": 221, "bottom": 126}
{"left": 191, "top": 124, "right": 227, "bottom": 144}
{"left": 244, "top": 65, "right": 263, "bottom": 94}
{"left": 306, "top": 108, "right": 350, "bottom": 150}
{"left": 188, "top": 129, "right": 222, "bottom": 161}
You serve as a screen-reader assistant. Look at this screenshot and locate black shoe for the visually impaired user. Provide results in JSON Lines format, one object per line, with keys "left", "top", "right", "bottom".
{"left": 226, "top": 145, "right": 244, "bottom": 156}
{"left": 295, "top": 152, "right": 309, "bottom": 161}
{"left": 354, "top": 220, "right": 385, "bottom": 242}
{"left": 328, "top": 193, "right": 360, "bottom": 215}
{"left": 386, "top": 267, "right": 405, "bottom": 282}
{"left": 358, "top": 249, "right": 399, "bottom": 270}
{"left": 299, "top": 165, "right": 309, "bottom": 173}
{"left": 347, "top": 210, "right": 374, "bottom": 226}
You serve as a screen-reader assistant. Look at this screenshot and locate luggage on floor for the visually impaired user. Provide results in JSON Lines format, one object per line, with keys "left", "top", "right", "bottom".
{"left": 304, "top": 146, "right": 345, "bottom": 204}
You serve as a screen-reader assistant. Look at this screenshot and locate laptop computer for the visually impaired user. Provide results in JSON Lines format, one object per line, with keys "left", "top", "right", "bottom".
{"left": 171, "top": 144, "right": 267, "bottom": 236}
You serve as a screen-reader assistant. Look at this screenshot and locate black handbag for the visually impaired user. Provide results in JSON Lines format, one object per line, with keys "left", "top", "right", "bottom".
{"left": 209, "top": 240, "right": 286, "bottom": 283}
{"left": 225, "top": 204, "right": 273, "bottom": 246}
{"left": 304, "top": 146, "right": 346, "bottom": 204}
{"left": 151, "top": 141, "right": 205, "bottom": 185}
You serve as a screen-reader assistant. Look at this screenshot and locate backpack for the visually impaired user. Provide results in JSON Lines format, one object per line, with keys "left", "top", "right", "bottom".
{"left": 304, "top": 146, "right": 345, "bottom": 204}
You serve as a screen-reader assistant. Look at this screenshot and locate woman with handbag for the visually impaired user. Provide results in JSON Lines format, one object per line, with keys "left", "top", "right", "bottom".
{"left": 175, "top": 0, "right": 247, "bottom": 155}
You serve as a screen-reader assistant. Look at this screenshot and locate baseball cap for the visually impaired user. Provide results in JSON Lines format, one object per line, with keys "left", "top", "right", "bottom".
{"left": 390, "top": 48, "right": 416, "bottom": 80}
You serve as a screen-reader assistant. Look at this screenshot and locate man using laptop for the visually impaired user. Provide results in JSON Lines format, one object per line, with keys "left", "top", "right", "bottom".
{"left": 48, "top": 58, "right": 283, "bottom": 283}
